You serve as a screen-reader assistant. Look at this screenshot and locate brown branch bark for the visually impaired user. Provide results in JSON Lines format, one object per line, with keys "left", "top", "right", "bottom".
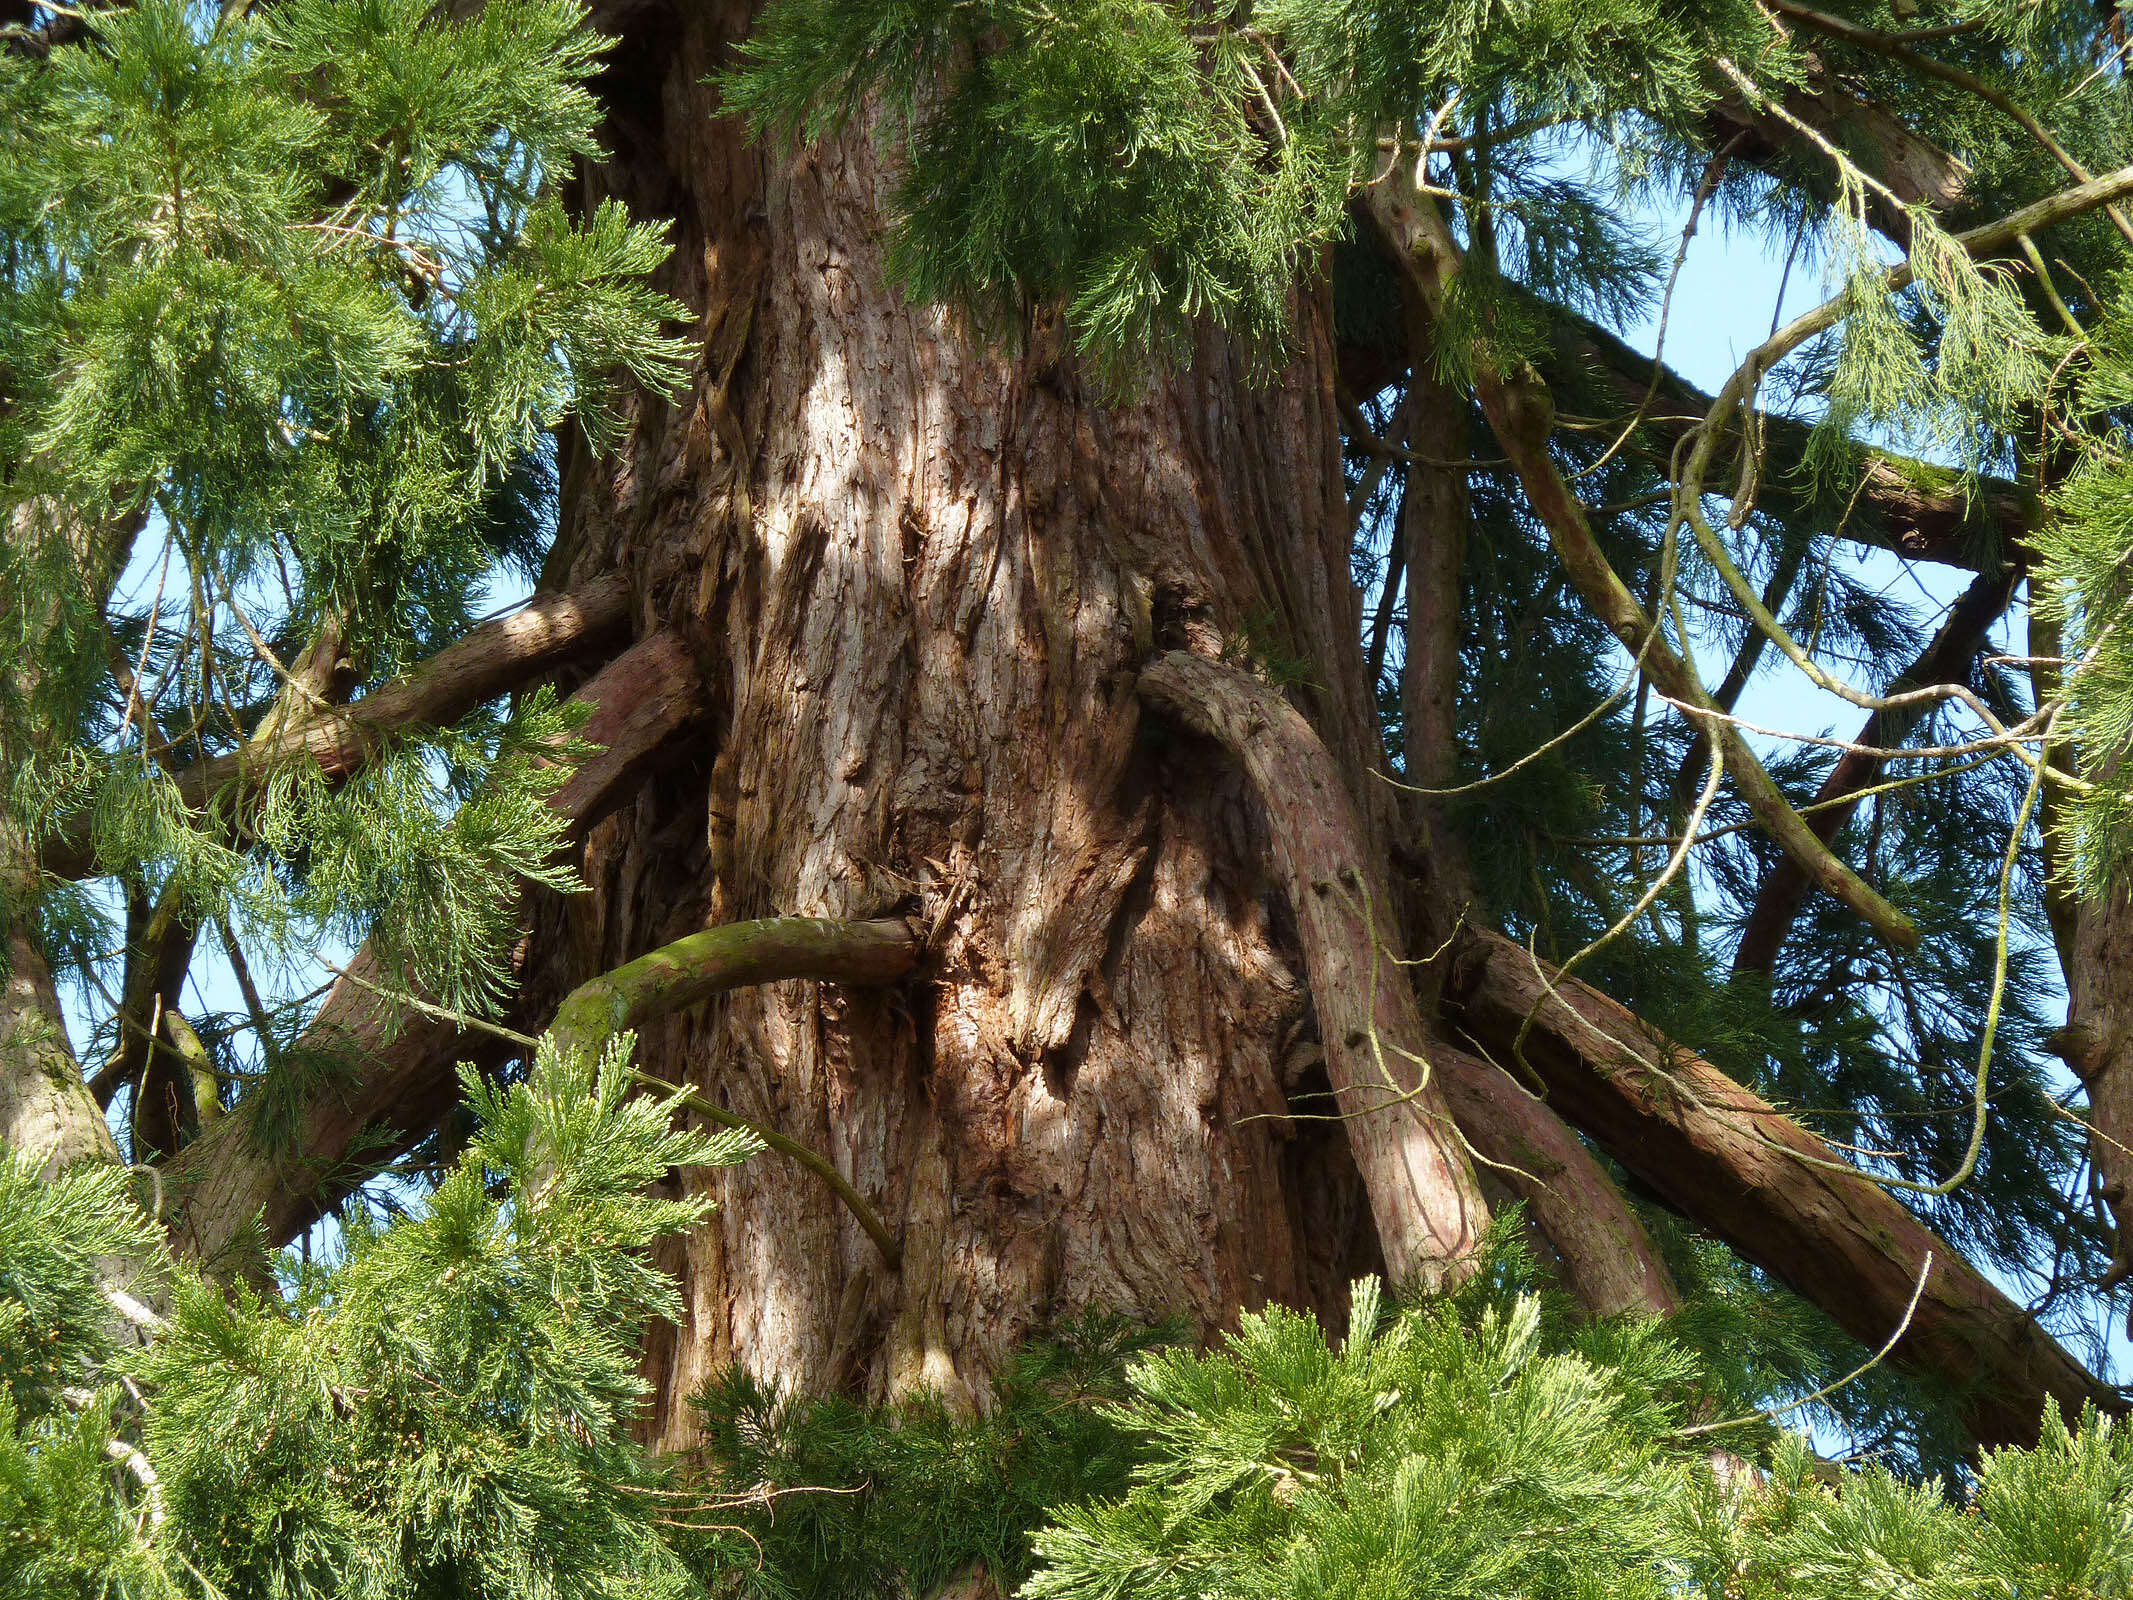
{"left": 1433, "top": 1041, "right": 1680, "bottom": 1318}
{"left": 1766, "top": 0, "right": 2133, "bottom": 247}
{"left": 40, "top": 574, "right": 632, "bottom": 882}
{"left": 1136, "top": 650, "right": 1492, "bottom": 1291}
{"left": 548, "top": 915, "right": 921, "bottom": 1269}
{"left": 107, "top": 882, "right": 205, "bottom": 1161}
{"left": 1733, "top": 562, "right": 2021, "bottom": 975}
{"left": 2064, "top": 886, "right": 2133, "bottom": 1298}
{"left": 1703, "top": 52, "right": 1971, "bottom": 248}
{"left": 1547, "top": 310, "right": 2037, "bottom": 572}
{"left": 163, "top": 628, "right": 707, "bottom": 1270}
{"left": 1445, "top": 923, "right": 2121, "bottom": 1448}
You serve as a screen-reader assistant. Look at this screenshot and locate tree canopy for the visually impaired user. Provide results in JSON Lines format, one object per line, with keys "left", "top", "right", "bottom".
{"left": 9, "top": 0, "right": 2133, "bottom": 1595}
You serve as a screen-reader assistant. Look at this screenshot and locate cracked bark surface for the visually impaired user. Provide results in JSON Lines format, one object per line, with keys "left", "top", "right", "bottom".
{"left": 62, "top": 1, "right": 2116, "bottom": 1470}
{"left": 526, "top": 0, "right": 1468, "bottom": 1438}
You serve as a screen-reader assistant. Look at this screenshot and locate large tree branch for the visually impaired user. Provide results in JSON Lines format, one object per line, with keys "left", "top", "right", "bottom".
{"left": 1766, "top": 0, "right": 2133, "bottom": 247}
{"left": 42, "top": 575, "right": 633, "bottom": 882}
{"left": 1546, "top": 310, "right": 2036, "bottom": 572}
{"left": 1445, "top": 923, "right": 2122, "bottom": 1448}
{"left": 1704, "top": 55, "right": 1971, "bottom": 249}
{"left": 1364, "top": 179, "right": 1922, "bottom": 950}
{"left": 163, "top": 627, "right": 704, "bottom": 1270}
{"left": 1433, "top": 1040, "right": 1680, "bottom": 1319}
{"left": 1733, "top": 562, "right": 2022, "bottom": 976}
{"left": 547, "top": 915, "right": 921, "bottom": 1269}
{"left": 1136, "top": 651, "right": 1493, "bottom": 1291}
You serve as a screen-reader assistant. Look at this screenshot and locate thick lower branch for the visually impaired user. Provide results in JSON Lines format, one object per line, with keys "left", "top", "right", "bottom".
{"left": 1136, "top": 650, "right": 1491, "bottom": 1291}
{"left": 1446, "top": 923, "right": 2120, "bottom": 1449}
{"left": 546, "top": 915, "right": 920, "bottom": 1269}
{"left": 163, "top": 629, "right": 706, "bottom": 1268}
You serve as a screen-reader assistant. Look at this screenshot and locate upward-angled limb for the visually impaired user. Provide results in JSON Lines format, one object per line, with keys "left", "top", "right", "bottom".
{"left": 1362, "top": 175, "right": 1922, "bottom": 950}
{"left": 1137, "top": 650, "right": 1493, "bottom": 1291}
{"left": 1732, "top": 563, "right": 2023, "bottom": 976}
{"left": 39, "top": 574, "right": 632, "bottom": 882}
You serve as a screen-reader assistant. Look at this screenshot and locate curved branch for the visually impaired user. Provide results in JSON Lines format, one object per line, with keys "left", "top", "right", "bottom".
{"left": 548, "top": 917, "right": 918, "bottom": 1054}
{"left": 1136, "top": 650, "right": 1492, "bottom": 1291}
{"left": 546, "top": 916, "right": 921, "bottom": 1270}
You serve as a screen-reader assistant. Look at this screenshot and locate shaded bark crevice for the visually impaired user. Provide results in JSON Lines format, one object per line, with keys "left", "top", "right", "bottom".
{"left": 1135, "top": 649, "right": 1491, "bottom": 1289}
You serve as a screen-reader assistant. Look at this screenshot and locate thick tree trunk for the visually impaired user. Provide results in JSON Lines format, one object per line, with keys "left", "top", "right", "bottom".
{"left": 2064, "top": 887, "right": 2133, "bottom": 1296}
{"left": 534, "top": 0, "right": 1486, "bottom": 1437}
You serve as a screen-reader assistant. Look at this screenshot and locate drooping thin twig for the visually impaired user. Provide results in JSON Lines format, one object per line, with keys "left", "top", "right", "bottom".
{"left": 1677, "top": 1251, "right": 1934, "bottom": 1437}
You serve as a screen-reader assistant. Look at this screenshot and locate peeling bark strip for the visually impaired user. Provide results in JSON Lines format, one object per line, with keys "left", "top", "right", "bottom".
{"left": 1447, "top": 924, "right": 2121, "bottom": 1448}
{"left": 40, "top": 575, "right": 632, "bottom": 882}
{"left": 165, "top": 630, "right": 708, "bottom": 1268}
{"left": 1136, "top": 650, "right": 1490, "bottom": 1290}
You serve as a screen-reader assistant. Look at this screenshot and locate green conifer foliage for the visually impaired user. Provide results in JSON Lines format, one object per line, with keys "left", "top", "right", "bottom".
{"left": 0, "top": 1033, "right": 757, "bottom": 1599}
{"left": 14, "top": 0, "right": 2133, "bottom": 1593}
{"left": 1016, "top": 1272, "right": 2133, "bottom": 1600}
{"left": 0, "top": 0, "right": 686, "bottom": 1017}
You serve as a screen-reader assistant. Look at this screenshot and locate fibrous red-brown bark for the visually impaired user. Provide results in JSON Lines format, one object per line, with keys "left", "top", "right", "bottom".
{"left": 526, "top": 0, "right": 1468, "bottom": 1435}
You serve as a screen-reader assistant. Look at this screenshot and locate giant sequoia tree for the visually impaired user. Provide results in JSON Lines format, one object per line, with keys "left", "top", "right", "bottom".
{"left": 12, "top": 0, "right": 2133, "bottom": 1590}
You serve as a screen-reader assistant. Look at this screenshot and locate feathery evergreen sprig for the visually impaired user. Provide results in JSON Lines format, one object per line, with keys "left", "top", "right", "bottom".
{"left": 0, "top": 1031, "right": 756, "bottom": 1600}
